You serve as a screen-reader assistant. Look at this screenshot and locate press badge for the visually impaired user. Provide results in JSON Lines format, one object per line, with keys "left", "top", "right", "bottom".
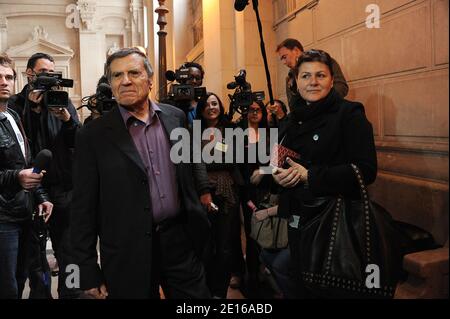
{"left": 215, "top": 142, "right": 228, "bottom": 153}
{"left": 289, "top": 215, "right": 300, "bottom": 229}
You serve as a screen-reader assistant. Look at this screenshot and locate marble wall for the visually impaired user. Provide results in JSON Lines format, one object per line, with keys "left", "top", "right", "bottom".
{"left": 273, "top": 0, "right": 449, "bottom": 244}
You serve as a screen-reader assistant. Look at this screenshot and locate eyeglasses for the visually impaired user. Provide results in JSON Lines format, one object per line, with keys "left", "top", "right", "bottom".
{"left": 248, "top": 108, "right": 262, "bottom": 114}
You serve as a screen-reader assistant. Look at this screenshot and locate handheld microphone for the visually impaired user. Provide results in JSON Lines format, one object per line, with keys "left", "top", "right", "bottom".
{"left": 234, "top": 0, "right": 249, "bottom": 11}
{"left": 32, "top": 149, "right": 53, "bottom": 174}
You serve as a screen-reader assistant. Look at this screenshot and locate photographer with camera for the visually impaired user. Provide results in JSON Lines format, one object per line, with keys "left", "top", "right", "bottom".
{"left": 226, "top": 70, "right": 265, "bottom": 124}
{"left": 81, "top": 75, "right": 116, "bottom": 124}
{"left": 9, "top": 52, "right": 81, "bottom": 299}
{"left": 0, "top": 53, "right": 53, "bottom": 299}
{"left": 165, "top": 62, "right": 206, "bottom": 127}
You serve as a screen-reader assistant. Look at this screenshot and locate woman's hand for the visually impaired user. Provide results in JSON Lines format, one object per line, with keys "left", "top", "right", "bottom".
{"left": 250, "top": 168, "right": 264, "bottom": 185}
{"left": 272, "top": 157, "right": 308, "bottom": 188}
{"left": 253, "top": 209, "right": 270, "bottom": 222}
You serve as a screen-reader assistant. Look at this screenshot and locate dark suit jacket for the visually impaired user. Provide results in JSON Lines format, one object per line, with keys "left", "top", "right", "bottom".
{"left": 70, "top": 102, "right": 210, "bottom": 298}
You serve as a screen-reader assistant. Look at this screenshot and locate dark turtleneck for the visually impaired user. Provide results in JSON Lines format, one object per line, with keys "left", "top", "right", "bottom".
{"left": 290, "top": 88, "right": 341, "bottom": 123}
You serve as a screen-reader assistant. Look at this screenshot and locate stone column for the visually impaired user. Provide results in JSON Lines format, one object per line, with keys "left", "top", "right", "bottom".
{"left": 130, "top": 0, "right": 144, "bottom": 47}
{"left": 202, "top": 0, "right": 237, "bottom": 104}
{"left": 0, "top": 16, "right": 7, "bottom": 53}
{"left": 77, "top": 0, "right": 105, "bottom": 99}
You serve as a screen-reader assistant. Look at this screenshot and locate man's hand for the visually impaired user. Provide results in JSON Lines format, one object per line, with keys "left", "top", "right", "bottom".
{"left": 84, "top": 284, "right": 108, "bottom": 299}
{"left": 17, "top": 168, "right": 44, "bottom": 190}
{"left": 200, "top": 193, "right": 214, "bottom": 213}
{"left": 266, "top": 103, "right": 285, "bottom": 120}
{"left": 48, "top": 107, "right": 71, "bottom": 122}
{"left": 28, "top": 90, "right": 44, "bottom": 105}
{"left": 38, "top": 201, "right": 53, "bottom": 223}
{"left": 272, "top": 158, "right": 307, "bottom": 188}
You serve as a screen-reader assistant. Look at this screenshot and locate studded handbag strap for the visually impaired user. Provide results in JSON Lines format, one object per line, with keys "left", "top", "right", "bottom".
{"left": 350, "top": 163, "right": 372, "bottom": 264}
{"left": 325, "top": 164, "right": 372, "bottom": 273}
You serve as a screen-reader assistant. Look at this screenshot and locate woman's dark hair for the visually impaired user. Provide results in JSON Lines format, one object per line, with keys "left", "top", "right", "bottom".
{"left": 195, "top": 92, "right": 229, "bottom": 130}
{"left": 248, "top": 100, "right": 268, "bottom": 129}
{"left": 295, "top": 49, "right": 334, "bottom": 77}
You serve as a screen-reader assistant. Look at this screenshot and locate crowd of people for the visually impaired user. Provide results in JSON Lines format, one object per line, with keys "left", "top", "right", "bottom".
{"left": 0, "top": 37, "right": 384, "bottom": 299}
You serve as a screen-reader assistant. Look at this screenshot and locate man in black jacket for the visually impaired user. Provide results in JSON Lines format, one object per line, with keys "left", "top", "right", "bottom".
{"left": 0, "top": 54, "right": 53, "bottom": 299}
{"left": 8, "top": 52, "right": 81, "bottom": 298}
{"left": 71, "top": 48, "right": 210, "bottom": 299}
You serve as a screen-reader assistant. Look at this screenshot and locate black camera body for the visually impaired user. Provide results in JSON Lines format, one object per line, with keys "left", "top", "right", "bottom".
{"left": 30, "top": 72, "right": 74, "bottom": 109}
{"left": 80, "top": 82, "right": 117, "bottom": 116}
{"left": 227, "top": 69, "right": 265, "bottom": 116}
{"left": 165, "top": 67, "right": 207, "bottom": 103}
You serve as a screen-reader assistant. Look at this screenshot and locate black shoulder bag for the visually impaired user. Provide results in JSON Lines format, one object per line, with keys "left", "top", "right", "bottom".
{"left": 297, "top": 164, "right": 405, "bottom": 298}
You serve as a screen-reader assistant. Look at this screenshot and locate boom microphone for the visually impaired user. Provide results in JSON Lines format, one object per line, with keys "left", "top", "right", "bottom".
{"left": 32, "top": 149, "right": 53, "bottom": 174}
{"left": 234, "top": 0, "right": 249, "bottom": 11}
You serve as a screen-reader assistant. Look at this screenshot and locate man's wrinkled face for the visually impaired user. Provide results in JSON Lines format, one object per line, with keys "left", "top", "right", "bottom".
{"left": 0, "top": 65, "right": 15, "bottom": 104}
{"left": 110, "top": 53, "right": 152, "bottom": 111}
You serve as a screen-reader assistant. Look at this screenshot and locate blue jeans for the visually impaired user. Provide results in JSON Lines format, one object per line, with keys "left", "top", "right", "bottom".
{"left": 260, "top": 247, "right": 299, "bottom": 298}
{"left": 0, "top": 223, "right": 22, "bottom": 298}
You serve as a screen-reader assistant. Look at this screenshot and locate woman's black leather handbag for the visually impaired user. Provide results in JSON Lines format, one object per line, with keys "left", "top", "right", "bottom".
{"left": 297, "top": 164, "right": 406, "bottom": 298}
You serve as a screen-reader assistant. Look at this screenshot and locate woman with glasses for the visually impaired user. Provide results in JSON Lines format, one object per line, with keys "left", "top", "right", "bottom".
{"left": 229, "top": 101, "right": 276, "bottom": 297}
{"left": 272, "top": 50, "right": 377, "bottom": 298}
{"left": 194, "top": 92, "right": 243, "bottom": 299}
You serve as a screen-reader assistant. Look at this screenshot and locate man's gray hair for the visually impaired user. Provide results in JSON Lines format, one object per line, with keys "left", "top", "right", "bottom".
{"left": 105, "top": 47, "right": 153, "bottom": 82}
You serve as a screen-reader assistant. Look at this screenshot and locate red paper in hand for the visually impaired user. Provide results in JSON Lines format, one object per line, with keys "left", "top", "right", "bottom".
{"left": 270, "top": 143, "right": 301, "bottom": 168}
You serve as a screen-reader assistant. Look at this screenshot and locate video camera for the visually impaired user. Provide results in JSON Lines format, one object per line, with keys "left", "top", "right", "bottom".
{"left": 165, "top": 66, "right": 207, "bottom": 103}
{"left": 227, "top": 69, "right": 265, "bottom": 118}
{"left": 29, "top": 72, "right": 74, "bottom": 109}
{"left": 80, "top": 82, "right": 117, "bottom": 116}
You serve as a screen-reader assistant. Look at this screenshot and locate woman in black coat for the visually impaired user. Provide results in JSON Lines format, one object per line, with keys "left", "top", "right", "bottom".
{"left": 272, "top": 50, "right": 377, "bottom": 297}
